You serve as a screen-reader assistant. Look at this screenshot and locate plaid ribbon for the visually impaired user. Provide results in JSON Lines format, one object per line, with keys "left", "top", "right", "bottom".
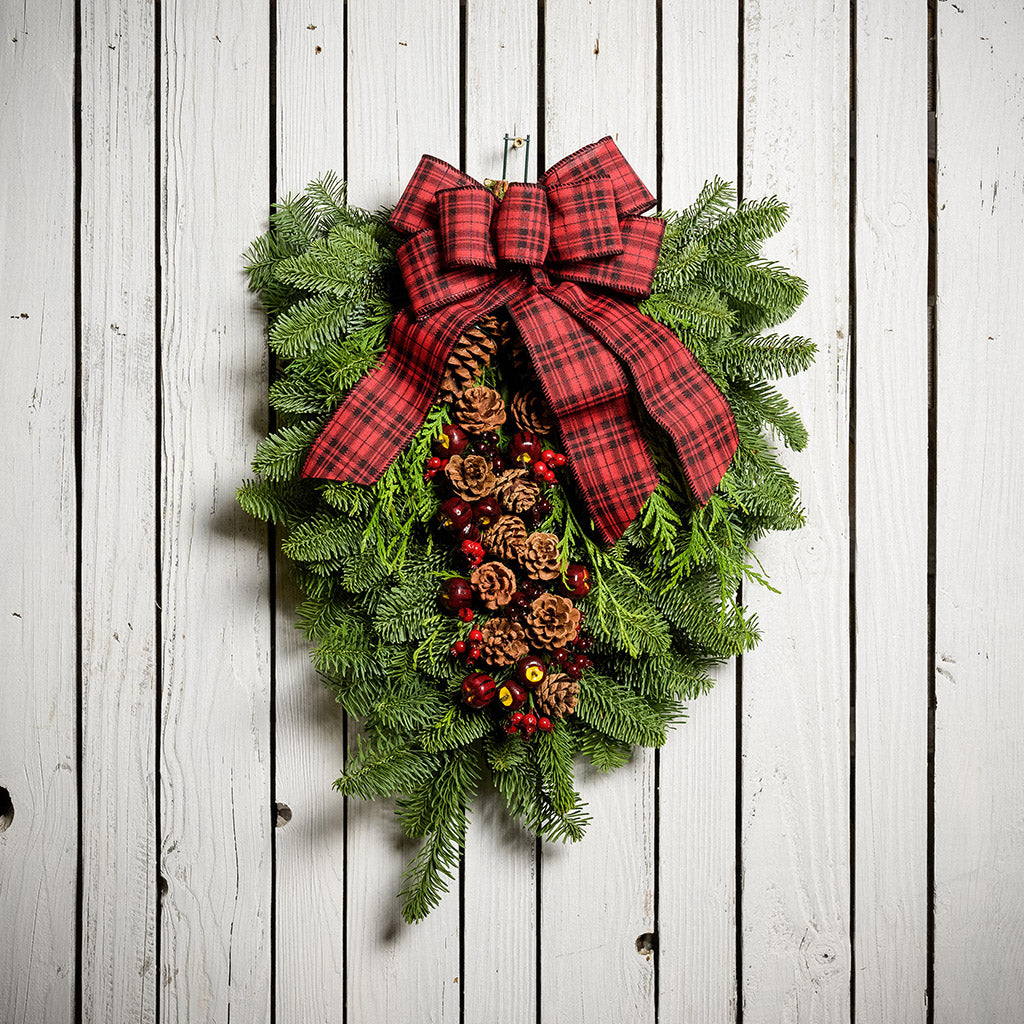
{"left": 301, "top": 137, "right": 738, "bottom": 544}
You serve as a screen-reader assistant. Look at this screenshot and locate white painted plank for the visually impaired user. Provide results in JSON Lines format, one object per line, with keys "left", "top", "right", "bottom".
{"left": 79, "top": 2, "right": 158, "bottom": 1022}
{"left": 158, "top": 3, "right": 272, "bottom": 1021}
{"left": 854, "top": 3, "right": 929, "bottom": 1022}
{"left": 934, "top": 5, "right": 1024, "bottom": 1021}
{"left": 273, "top": 5, "right": 347, "bottom": 1022}
{"left": 659, "top": 2, "right": 739, "bottom": 1020}
{"left": 740, "top": 1, "right": 851, "bottom": 1020}
{"left": 541, "top": 3, "right": 658, "bottom": 1020}
{"left": 344, "top": 4, "right": 462, "bottom": 1021}
{"left": 462, "top": 4, "right": 539, "bottom": 1022}
{"left": 0, "top": 1, "right": 78, "bottom": 1021}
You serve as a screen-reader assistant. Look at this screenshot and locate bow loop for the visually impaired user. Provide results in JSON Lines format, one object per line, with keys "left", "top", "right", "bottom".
{"left": 494, "top": 183, "right": 549, "bottom": 265}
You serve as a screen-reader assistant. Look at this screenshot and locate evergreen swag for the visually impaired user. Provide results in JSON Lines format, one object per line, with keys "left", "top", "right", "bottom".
{"left": 239, "top": 170, "right": 814, "bottom": 922}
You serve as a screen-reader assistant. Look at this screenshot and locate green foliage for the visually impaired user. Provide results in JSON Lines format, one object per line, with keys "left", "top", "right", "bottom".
{"left": 238, "top": 173, "right": 813, "bottom": 921}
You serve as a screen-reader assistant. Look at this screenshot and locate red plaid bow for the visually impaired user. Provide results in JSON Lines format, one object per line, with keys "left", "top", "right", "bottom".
{"left": 301, "top": 137, "right": 738, "bottom": 544}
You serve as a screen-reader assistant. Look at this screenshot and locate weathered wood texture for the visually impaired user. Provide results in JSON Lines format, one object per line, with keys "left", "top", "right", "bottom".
{"left": 79, "top": 2, "right": 158, "bottom": 1022}
{"left": 934, "top": 4, "right": 1024, "bottom": 1023}
{"left": 2, "top": 1, "right": 1024, "bottom": 1022}
{"left": 854, "top": 3, "right": 929, "bottom": 1022}
{"left": 158, "top": 2, "right": 272, "bottom": 1022}
{"left": 0, "top": 2, "right": 78, "bottom": 1022}
{"left": 740, "top": 1, "right": 852, "bottom": 1020}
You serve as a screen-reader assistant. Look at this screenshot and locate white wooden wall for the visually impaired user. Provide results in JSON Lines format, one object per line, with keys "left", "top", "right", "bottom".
{"left": 1, "top": 2, "right": 1022, "bottom": 1022}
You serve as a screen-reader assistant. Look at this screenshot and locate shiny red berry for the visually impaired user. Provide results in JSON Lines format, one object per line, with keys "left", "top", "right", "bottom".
{"left": 510, "top": 711, "right": 525, "bottom": 726}
{"left": 433, "top": 424, "right": 469, "bottom": 457}
{"left": 551, "top": 648, "right": 569, "bottom": 666}
{"left": 439, "top": 577, "right": 473, "bottom": 611}
{"left": 439, "top": 496, "right": 473, "bottom": 530}
{"left": 467, "top": 628, "right": 483, "bottom": 643}
{"left": 427, "top": 456, "right": 443, "bottom": 470}
{"left": 523, "top": 712, "right": 537, "bottom": 730}
{"left": 505, "top": 723, "right": 519, "bottom": 735}
{"left": 451, "top": 640, "right": 467, "bottom": 656}
{"left": 537, "top": 716, "right": 553, "bottom": 732}
{"left": 565, "top": 663, "right": 582, "bottom": 680}
{"left": 468, "top": 645, "right": 482, "bottom": 660}
{"left": 551, "top": 453, "right": 567, "bottom": 467}
{"left": 458, "top": 608, "right": 475, "bottom": 623}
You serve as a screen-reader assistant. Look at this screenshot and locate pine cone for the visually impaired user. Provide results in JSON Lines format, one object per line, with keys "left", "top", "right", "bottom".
{"left": 525, "top": 592, "right": 581, "bottom": 650}
{"left": 534, "top": 671, "right": 579, "bottom": 719}
{"left": 519, "top": 532, "right": 562, "bottom": 581}
{"left": 444, "top": 453, "right": 496, "bottom": 500}
{"left": 478, "top": 617, "right": 529, "bottom": 668}
{"left": 439, "top": 317, "right": 506, "bottom": 402}
{"left": 453, "top": 385, "right": 507, "bottom": 435}
{"left": 470, "top": 561, "right": 517, "bottom": 611}
{"left": 481, "top": 514, "right": 528, "bottom": 561}
{"left": 510, "top": 390, "right": 554, "bottom": 436}
{"left": 493, "top": 468, "right": 540, "bottom": 514}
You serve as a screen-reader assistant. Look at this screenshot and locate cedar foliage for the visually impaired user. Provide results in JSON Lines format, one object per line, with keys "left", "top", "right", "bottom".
{"left": 239, "top": 173, "right": 813, "bottom": 922}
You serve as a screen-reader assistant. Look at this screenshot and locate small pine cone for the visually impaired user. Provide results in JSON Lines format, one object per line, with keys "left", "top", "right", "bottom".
{"left": 445, "top": 453, "right": 496, "bottom": 500}
{"left": 510, "top": 390, "right": 554, "bottom": 436}
{"left": 534, "top": 671, "right": 579, "bottom": 719}
{"left": 478, "top": 617, "right": 529, "bottom": 668}
{"left": 453, "top": 385, "right": 507, "bottom": 435}
{"left": 481, "top": 514, "right": 528, "bottom": 561}
{"left": 493, "top": 468, "right": 540, "bottom": 514}
{"left": 470, "top": 561, "right": 517, "bottom": 611}
{"left": 439, "top": 320, "right": 502, "bottom": 402}
{"left": 525, "top": 592, "right": 581, "bottom": 650}
{"left": 519, "top": 532, "right": 562, "bottom": 581}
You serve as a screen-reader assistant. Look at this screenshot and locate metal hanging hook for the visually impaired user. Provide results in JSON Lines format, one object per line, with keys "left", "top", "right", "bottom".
{"left": 501, "top": 133, "right": 531, "bottom": 182}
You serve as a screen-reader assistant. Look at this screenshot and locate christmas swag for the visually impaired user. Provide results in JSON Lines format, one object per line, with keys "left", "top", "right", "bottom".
{"left": 239, "top": 137, "right": 814, "bottom": 922}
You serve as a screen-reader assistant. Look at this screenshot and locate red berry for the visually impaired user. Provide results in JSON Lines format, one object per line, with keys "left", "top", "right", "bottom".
{"left": 439, "top": 577, "right": 473, "bottom": 611}
{"left": 433, "top": 424, "right": 469, "bottom": 457}
{"left": 543, "top": 468, "right": 557, "bottom": 483}
{"left": 516, "top": 655, "right": 546, "bottom": 689}
{"left": 565, "top": 663, "right": 582, "bottom": 680}
{"left": 523, "top": 712, "right": 537, "bottom": 729}
{"left": 551, "top": 453, "right": 567, "bottom": 467}
{"left": 551, "top": 648, "right": 569, "bottom": 666}
{"left": 468, "top": 645, "right": 482, "bottom": 660}
{"left": 461, "top": 672, "right": 496, "bottom": 707}
{"left": 439, "top": 496, "right": 473, "bottom": 530}
{"left": 541, "top": 449, "right": 557, "bottom": 464}
{"left": 537, "top": 716, "right": 553, "bottom": 732}
{"left": 531, "top": 461, "right": 548, "bottom": 480}
{"left": 511, "top": 712, "right": 525, "bottom": 726}
{"left": 524, "top": 724, "right": 536, "bottom": 738}
{"left": 505, "top": 723, "right": 519, "bottom": 735}
{"left": 473, "top": 495, "right": 502, "bottom": 527}
{"left": 427, "top": 456, "right": 443, "bottom": 470}
{"left": 468, "top": 628, "right": 483, "bottom": 643}
{"left": 452, "top": 640, "right": 467, "bottom": 656}
{"left": 496, "top": 679, "right": 528, "bottom": 712}
{"left": 458, "top": 608, "right": 475, "bottom": 623}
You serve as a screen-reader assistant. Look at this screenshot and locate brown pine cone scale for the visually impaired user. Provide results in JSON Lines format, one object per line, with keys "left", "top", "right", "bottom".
{"left": 481, "top": 514, "right": 528, "bottom": 561}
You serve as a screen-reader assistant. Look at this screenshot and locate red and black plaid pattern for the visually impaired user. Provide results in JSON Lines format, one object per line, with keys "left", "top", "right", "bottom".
{"left": 494, "top": 183, "right": 549, "bottom": 265}
{"left": 546, "top": 281, "right": 738, "bottom": 503}
{"left": 506, "top": 287, "right": 660, "bottom": 544}
{"left": 547, "top": 176, "right": 624, "bottom": 263}
{"left": 539, "top": 136, "right": 656, "bottom": 217}
{"left": 389, "top": 154, "right": 472, "bottom": 234}
{"left": 554, "top": 216, "right": 665, "bottom": 298}
{"left": 302, "top": 137, "right": 738, "bottom": 542}
{"left": 436, "top": 186, "right": 498, "bottom": 268}
{"left": 397, "top": 230, "right": 498, "bottom": 317}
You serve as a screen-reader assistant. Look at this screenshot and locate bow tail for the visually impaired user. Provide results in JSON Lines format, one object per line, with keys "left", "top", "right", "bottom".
{"left": 545, "top": 282, "right": 738, "bottom": 504}
{"left": 506, "top": 288, "right": 660, "bottom": 544}
{"left": 302, "top": 277, "right": 527, "bottom": 484}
